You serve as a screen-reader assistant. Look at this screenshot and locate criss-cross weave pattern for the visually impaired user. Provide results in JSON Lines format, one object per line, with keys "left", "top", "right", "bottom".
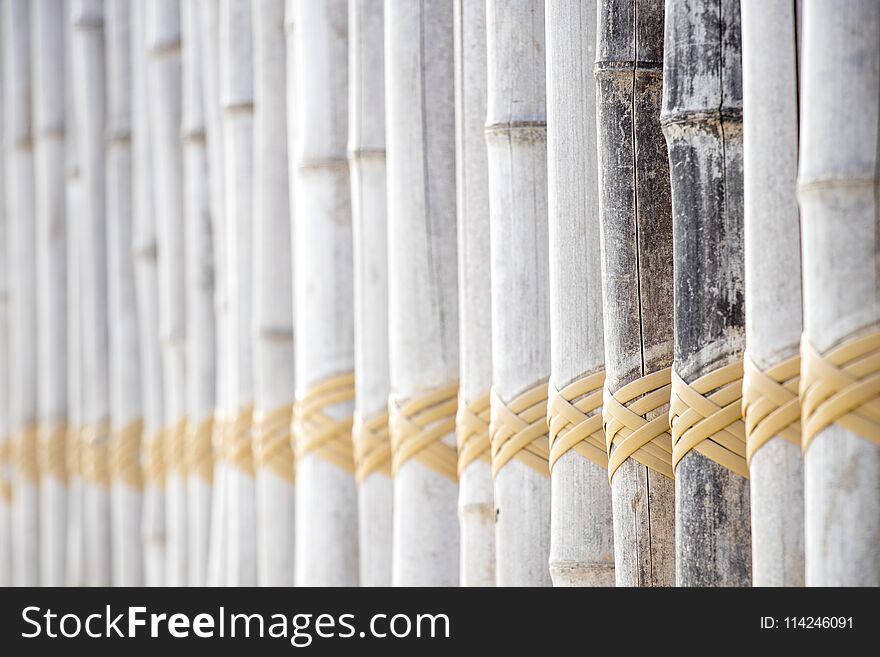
{"left": 12, "top": 425, "right": 39, "bottom": 485}
{"left": 254, "top": 403, "right": 295, "bottom": 483}
{"left": 742, "top": 354, "right": 800, "bottom": 464}
{"left": 456, "top": 391, "right": 491, "bottom": 475}
{"left": 39, "top": 423, "right": 68, "bottom": 484}
{"left": 352, "top": 411, "right": 391, "bottom": 482}
{"left": 143, "top": 428, "right": 166, "bottom": 488}
{"left": 547, "top": 372, "right": 606, "bottom": 471}
{"left": 224, "top": 407, "right": 255, "bottom": 476}
{"left": 164, "top": 418, "right": 188, "bottom": 478}
{"left": 81, "top": 422, "right": 112, "bottom": 487}
{"left": 491, "top": 382, "right": 550, "bottom": 478}
{"left": 604, "top": 367, "right": 674, "bottom": 481}
{"left": 801, "top": 332, "right": 880, "bottom": 453}
{"left": 389, "top": 384, "right": 458, "bottom": 481}
{"left": 66, "top": 425, "right": 81, "bottom": 480}
{"left": 670, "top": 360, "right": 748, "bottom": 478}
{"left": 187, "top": 416, "right": 214, "bottom": 483}
{"left": 110, "top": 419, "right": 143, "bottom": 489}
{"left": 294, "top": 374, "right": 355, "bottom": 474}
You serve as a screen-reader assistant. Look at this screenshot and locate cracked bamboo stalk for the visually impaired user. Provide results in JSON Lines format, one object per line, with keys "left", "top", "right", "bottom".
{"left": 133, "top": 0, "right": 167, "bottom": 587}
{"left": 254, "top": 0, "right": 295, "bottom": 587}
{"left": 33, "top": 0, "right": 69, "bottom": 587}
{"left": 385, "top": 0, "right": 460, "bottom": 587}
{"left": 220, "top": 0, "right": 257, "bottom": 587}
{"left": 348, "top": 0, "right": 392, "bottom": 588}
{"left": 292, "top": 0, "right": 358, "bottom": 587}
{"left": 661, "top": 0, "right": 751, "bottom": 586}
{"left": 453, "top": 0, "right": 494, "bottom": 588}
{"left": 800, "top": 0, "right": 880, "bottom": 587}
{"left": 0, "top": 1, "right": 10, "bottom": 588}
{"left": 741, "top": 0, "right": 804, "bottom": 588}
{"left": 486, "top": 0, "right": 550, "bottom": 587}
{"left": 595, "top": 0, "right": 675, "bottom": 587}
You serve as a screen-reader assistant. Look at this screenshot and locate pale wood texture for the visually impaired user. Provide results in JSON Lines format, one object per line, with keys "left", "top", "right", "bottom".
{"left": 453, "top": 0, "right": 494, "bottom": 587}
{"left": 486, "top": 0, "right": 550, "bottom": 587}
{"left": 661, "top": 0, "right": 751, "bottom": 587}
{"left": 385, "top": 0, "right": 460, "bottom": 586}
{"left": 545, "top": 0, "right": 615, "bottom": 588}
{"left": 595, "top": 0, "right": 675, "bottom": 587}
{"left": 800, "top": 0, "right": 880, "bottom": 587}
{"left": 254, "top": 0, "right": 295, "bottom": 587}
{"left": 741, "top": 0, "right": 804, "bottom": 588}
{"left": 349, "top": 0, "right": 392, "bottom": 587}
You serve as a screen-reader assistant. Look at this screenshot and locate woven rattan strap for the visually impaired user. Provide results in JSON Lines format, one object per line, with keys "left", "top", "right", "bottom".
{"left": 224, "top": 407, "right": 255, "bottom": 476}
{"left": 742, "top": 354, "right": 800, "bottom": 464}
{"left": 164, "top": 417, "right": 188, "bottom": 478}
{"left": 111, "top": 419, "right": 143, "bottom": 489}
{"left": 0, "top": 440, "right": 12, "bottom": 502}
{"left": 187, "top": 416, "right": 214, "bottom": 483}
{"left": 66, "top": 425, "right": 81, "bottom": 479}
{"left": 389, "top": 384, "right": 458, "bottom": 481}
{"left": 547, "top": 372, "right": 606, "bottom": 471}
{"left": 604, "top": 367, "right": 674, "bottom": 481}
{"left": 12, "top": 425, "right": 39, "bottom": 485}
{"left": 81, "top": 422, "right": 112, "bottom": 487}
{"left": 491, "top": 382, "right": 550, "bottom": 478}
{"left": 670, "top": 360, "right": 748, "bottom": 478}
{"left": 352, "top": 411, "right": 391, "bottom": 482}
{"left": 143, "top": 428, "right": 166, "bottom": 488}
{"left": 39, "top": 423, "right": 68, "bottom": 484}
{"left": 801, "top": 332, "right": 880, "bottom": 453}
{"left": 456, "top": 391, "right": 491, "bottom": 475}
{"left": 294, "top": 374, "right": 355, "bottom": 473}
{"left": 254, "top": 403, "right": 295, "bottom": 483}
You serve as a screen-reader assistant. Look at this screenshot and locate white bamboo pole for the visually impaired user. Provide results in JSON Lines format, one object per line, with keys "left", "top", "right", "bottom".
{"left": 105, "top": 0, "right": 144, "bottom": 587}
{"left": 741, "top": 0, "right": 804, "bottom": 588}
{"left": 182, "top": 0, "right": 216, "bottom": 588}
{"left": 32, "top": 0, "right": 68, "bottom": 587}
{"left": 452, "top": 0, "right": 494, "bottom": 588}
{"left": 800, "top": 0, "right": 880, "bottom": 587}
{"left": 146, "top": 0, "right": 188, "bottom": 588}
{"left": 385, "top": 0, "right": 460, "bottom": 587}
{"left": 485, "top": 0, "right": 550, "bottom": 587}
{"left": 71, "top": 0, "right": 112, "bottom": 586}
{"left": 132, "top": 0, "right": 167, "bottom": 587}
{"left": 253, "top": 0, "right": 295, "bottom": 587}
{"left": 291, "top": 0, "right": 358, "bottom": 587}
{"left": 4, "top": 0, "right": 40, "bottom": 587}
{"left": 348, "top": 0, "right": 391, "bottom": 588}
{"left": 594, "top": 0, "right": 675, "bottom": 587}
{"left": 220, "top": 0, "right": 257, "bottom": 587}
{"left": 0, "top": 1, "right": 10, "bottom": 588}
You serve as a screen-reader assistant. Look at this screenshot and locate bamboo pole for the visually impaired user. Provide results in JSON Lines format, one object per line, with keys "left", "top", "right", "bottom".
{"left": 253, "top": 0, "right": 295, "bottom": 587}
{"left": 661, "top": 0, "right": 751, "bottom": 587}
{"left": 485, "top": 0, "right": 550, "bottom": 587}
{"left": 220, "top": 0, "right": 257, "bottom": 587}
{"left": 33, "top": 0, "right": 68, "bottom": 587}
{"left": 132, "top": 0, "right": 167, "bottom": 587}
{"left": 799, "top": 0, "right": 880, "bottom": 587}
{"left": 4, "top": 0, "right": 40, "bottom": 587}
{"left": 385, "top": 0, "right": 460, "bottom": 587}
{"left": 348, "top": 0, "right": 391, "bottom": 588}
{"left": 544, "top": 0, "right": 615, "bottom": 588}
{"left": 291, "top": 0, "right": 358, "bottom": 587}
{"left": 182, "top": 0, "right": 216, "bottom": 588}
{"left": 741, "top": 0, "right": 804, "bottom": 587}
{"left": 595, "top": 0, "right": 675, "bottom": 587}
{"left": 71, "top": 0, "right": 112, "bottom": 586}
{"left": 452, "top": 0, "right": 494, "bottom": 588}
{"left": 0, "top": 2, "right": 10, "bottom": 588}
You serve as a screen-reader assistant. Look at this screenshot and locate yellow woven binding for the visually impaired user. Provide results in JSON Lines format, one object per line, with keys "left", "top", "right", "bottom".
{"left": 491, "top": 382, "right": 550, "bottom": 478}
{"left": 143, "top": 428, "right": 166, "bottom": 488}
{"left": 39, "top": 423, "right": 68, "bottom": 484}
{"left": 742, "top": 354, "right": 800, "bottom": 464}
{"left": 187, "top": 416, "right": 214, "bottom": 483}
{"left": 352, "top": 411, "right": 391, "bottom": 482}
{"left": 669, "top": 360, "right": 748, "bottom": 478}
{"left": 456, "top": 391, "right": 491, "bottom": 475}
{"left": 547, "top": 372, "right": 607, "bottom": 471}
{"left": 12, "top": 425, "right": 39, "bottom": 485}
{"left": 0, "top": 440, "right": 12, "bottom": 502}
{"left": 294, "top": 374, "right": 355, "bottom": 473}
{"left": 111, "top": 419, "right": 143, "bottom": 489}
{"left": 801, "top": 332, "right": 880, "bottom": 453}
{"left": 604, "top": 367, "right": 674, "bottom": 481}
{"left": 224, "top": 407, "right": 255, "bottom": 476}
{"left": 389, "top": 384, "right": 458, "bottom": 481}
{"left": 164, "top": 417, "right": 188, "bottom": 478}
{"left": 254, "top": 403, "right": 295, "bottom": 483}
{"left": 81, "top": 422, "right": 112, "bottom": 487}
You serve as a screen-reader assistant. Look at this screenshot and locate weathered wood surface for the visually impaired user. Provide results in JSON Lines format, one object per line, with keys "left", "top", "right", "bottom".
{"left": 545, "top": 0, "right": 615, "bottom": 587}
{"left": 453, "top": 0, "right": 494, "bottom": 588}
{"left": 254, "top": 0, "right": 295, "bottom": 587}
{"left": 386, "top": 0, "right": 460, "bottom": 586}
{"left": 741, "top": 0, "right": 804, "bottom": 587}
{"left": 800, "top": 0, "right": 880, "bottom": 587}
{"left": 349, "top": 0, "right": 392, "bottom": 587}
{"left": 595, "top": 0, "right": 675, "bottom": 587}
{"left": 0, "top": 1, "right": 10, "bottom": 587}
{"left": 661, "top": 0, "right": 751, "bottom": 587}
